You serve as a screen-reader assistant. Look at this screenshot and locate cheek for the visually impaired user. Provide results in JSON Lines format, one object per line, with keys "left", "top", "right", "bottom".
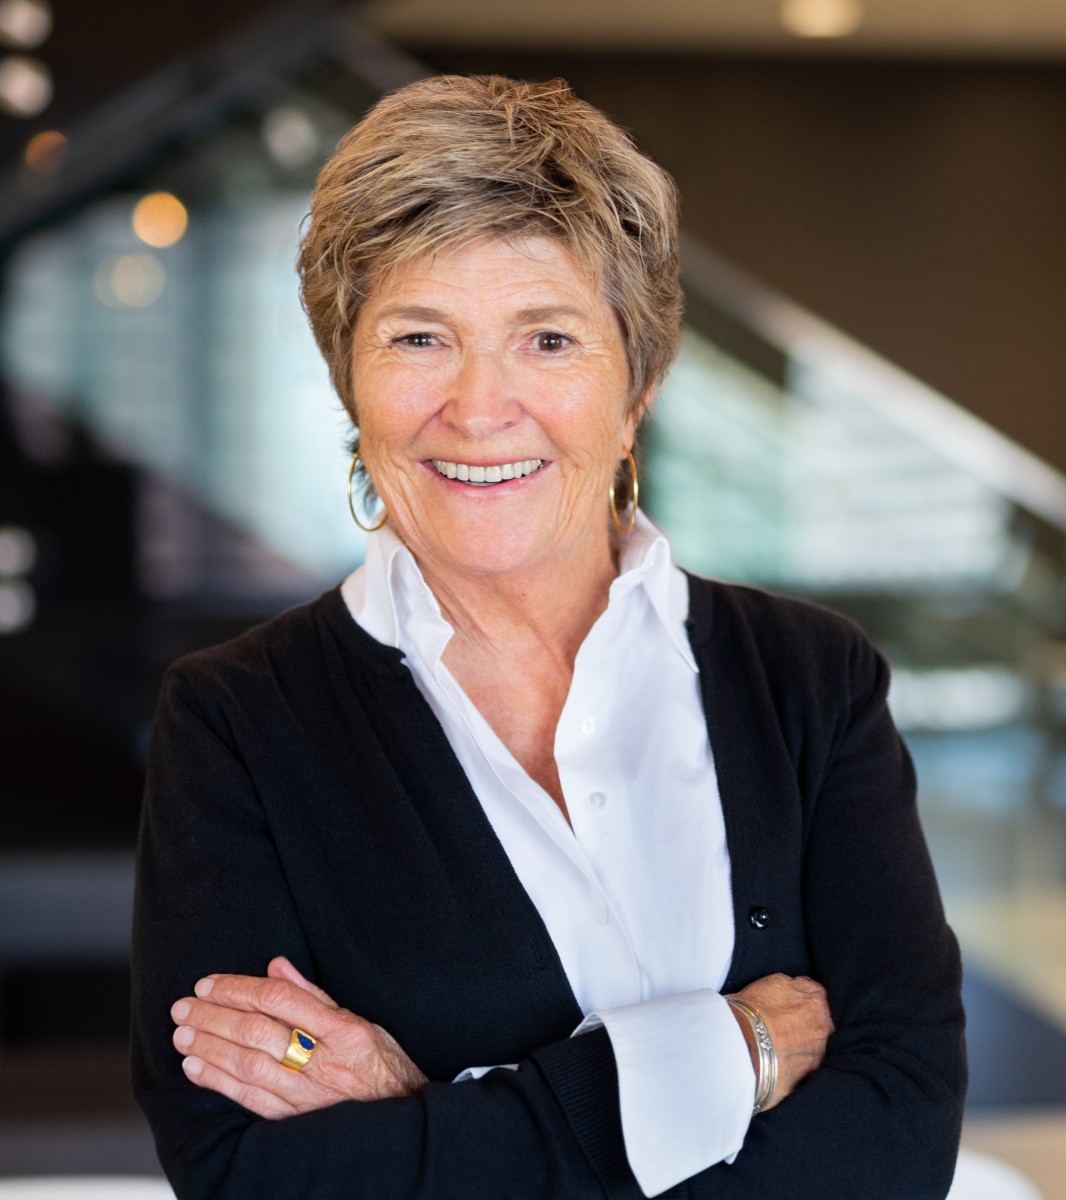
{"left": 353, "top": 368, "right": 434, "bottom": 447}
{"left": 558, "top": 378, "right": 632, "bottom": 460}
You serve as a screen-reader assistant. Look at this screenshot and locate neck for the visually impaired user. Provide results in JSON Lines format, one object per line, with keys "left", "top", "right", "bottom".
{"left": 418, "top": 531, "right": 621, "bottom": 672}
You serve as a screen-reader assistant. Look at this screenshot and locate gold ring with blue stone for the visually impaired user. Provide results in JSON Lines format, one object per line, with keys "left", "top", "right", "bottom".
{"left": 281, "top": 1028, "right": 316, "bottom": 1071}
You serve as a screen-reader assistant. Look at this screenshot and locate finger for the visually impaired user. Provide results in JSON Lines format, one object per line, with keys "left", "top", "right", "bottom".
{"left": 181, "top": 1054, "right": 298, "bottom": 1120}
{"left": 267, "top": 957, "right": 339, "bottom": 1008}
{"left": 195, "top": 973, "right": 334, "bottom": 1034}
{"left": 172, "top": 997, "right": 291, "bottom": 1059}
{"left": 174, "top": 1024, "right": 303, "bottom": 1099}
{"left": 791, "top": 976, "right": 826, "bottom": 995}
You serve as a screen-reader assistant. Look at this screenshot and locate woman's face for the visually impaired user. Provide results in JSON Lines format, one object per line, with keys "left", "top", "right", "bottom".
{"left": 351, "top": 237, "right": 646, "bottom": 583}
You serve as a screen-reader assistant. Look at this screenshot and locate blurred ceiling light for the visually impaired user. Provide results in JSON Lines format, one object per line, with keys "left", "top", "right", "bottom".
{"left": 0, "top": 52, "right": 52, "bottom": 116}
{"left": 780, "top": 0, "right": 863, "bottom": 38}
{"left": 0, "top": 526, "right": 37, "bottom": 577}
{"left": 262, "top": 105, "right": 317, "bottom": 168}
{"left": 0, "top": 0, "right": 52, "bottom": 49}
{"left": 132, "top": 191, "right": 188, "bottom": 248}
{"left": 0, "top": 580, "right": 36, "bottom": 634}
{"left": 23, "top": 126, "right": 65, "bottom": 171}
{"left": 93, "top": 253, "right": 167, "bottom": 310}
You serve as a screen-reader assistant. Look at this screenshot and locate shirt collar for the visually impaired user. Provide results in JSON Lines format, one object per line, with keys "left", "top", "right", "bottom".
{"left": 339, "top": 521, "right": 411, "bottom": 650}
{"left": 340, "top": 509, "right": 696, "bottom": 672}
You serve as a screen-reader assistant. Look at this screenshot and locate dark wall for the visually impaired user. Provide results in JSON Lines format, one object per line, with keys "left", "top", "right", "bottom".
{"left": 416, "top": 51, "right": 1066, "bottom": 474}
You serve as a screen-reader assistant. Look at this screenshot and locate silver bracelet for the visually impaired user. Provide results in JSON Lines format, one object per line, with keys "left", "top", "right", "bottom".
{"left": 726, "top": 997, "right": 778, "bottom": 1114}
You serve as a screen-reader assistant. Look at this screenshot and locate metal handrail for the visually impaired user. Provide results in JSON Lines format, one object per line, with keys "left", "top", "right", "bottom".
{"left": 681, "top": 234, "right": 1066, "bottom": 534}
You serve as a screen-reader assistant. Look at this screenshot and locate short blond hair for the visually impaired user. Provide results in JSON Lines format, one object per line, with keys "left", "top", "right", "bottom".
{"left": 298, "top": 74, "right": 682, "bottom": 428}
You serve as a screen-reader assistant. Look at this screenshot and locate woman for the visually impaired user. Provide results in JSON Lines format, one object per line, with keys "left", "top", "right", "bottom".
{"left": 132, "top": 75, "right": 966, "bottom": 1198}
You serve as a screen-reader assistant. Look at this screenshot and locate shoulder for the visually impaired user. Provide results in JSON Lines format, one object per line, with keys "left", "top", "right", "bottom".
{"left": 166, "top": 591, "right": 327, "bottom": 691}
{"left": 686, "top": 571, "right": 871, "bottom": 653}
{"left": 683, "top": 572, "right": 887, "bottom": 710}
{"left": 160, "top": 587, "right": 401, "bottom": 719}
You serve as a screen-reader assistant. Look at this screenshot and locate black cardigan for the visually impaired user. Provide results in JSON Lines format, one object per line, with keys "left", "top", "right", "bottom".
{"left": 131, "top": 575, "right": 966, "bottom": 1199}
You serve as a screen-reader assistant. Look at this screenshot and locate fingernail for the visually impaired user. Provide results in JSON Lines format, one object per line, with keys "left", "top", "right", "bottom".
{"left": 182, "top": 1056, "right": 202, "bottom": 1079}
{"left": 172, "top": 1000, "right": 191, "bottom": 1022}
{"left": 174, "top": 1026, "right": 194, "bottom": 1050}
{"left": 194, "top": 977, "right": 215, "bottom": 998}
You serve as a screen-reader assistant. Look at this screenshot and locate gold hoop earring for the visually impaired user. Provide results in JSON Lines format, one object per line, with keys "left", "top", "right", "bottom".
{"left": 347, "top": 450, "right": 387, "bottom": 534}
{"left": 608, "top": 448, "right": 639, "bottom": 535}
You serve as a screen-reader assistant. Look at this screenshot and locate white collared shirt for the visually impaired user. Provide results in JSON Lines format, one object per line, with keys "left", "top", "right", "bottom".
{"left": 341, "top": 513, "right": 754, "bottom": 1196}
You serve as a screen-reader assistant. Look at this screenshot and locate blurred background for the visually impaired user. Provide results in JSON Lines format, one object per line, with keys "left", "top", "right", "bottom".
{"left": 1, "top": 0, "right": 1065, "bottom": 1193}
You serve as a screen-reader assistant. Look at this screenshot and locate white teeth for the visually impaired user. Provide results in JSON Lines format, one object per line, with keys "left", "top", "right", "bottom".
{"left": 433, "top": 458, "right": 543, "bottom": 486}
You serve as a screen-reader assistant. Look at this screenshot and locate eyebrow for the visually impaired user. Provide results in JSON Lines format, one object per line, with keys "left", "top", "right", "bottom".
{"left": 371, "top": 304, "right": 591, "bottom": 325}
{"left": 514, "top": 305, "right": 589, "bottom": 324}
{"left": 372, "top": 305, "right": 448, "bottom": 324}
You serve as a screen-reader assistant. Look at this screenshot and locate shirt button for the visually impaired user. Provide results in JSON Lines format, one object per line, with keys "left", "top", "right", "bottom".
{"left": 749, "top": 906, "right": 771, "bottom": 930}
{"left": 587, "top": 791, "right": 607, "bottom": 811}
{"left": 596, "top": 903, "right": 611, "bottom": 925}
{"left": 578, "top": 714, "right": 596, "bottom": 736}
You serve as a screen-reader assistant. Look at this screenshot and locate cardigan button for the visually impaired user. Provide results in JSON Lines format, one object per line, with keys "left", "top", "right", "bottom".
{"left": 749, "top": 906, "right": 771, "bottom": 930}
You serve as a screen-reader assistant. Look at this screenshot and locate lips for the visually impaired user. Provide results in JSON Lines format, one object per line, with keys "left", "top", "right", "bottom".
{"left": 433, "top": 458, "right": 544, "bottom": 486}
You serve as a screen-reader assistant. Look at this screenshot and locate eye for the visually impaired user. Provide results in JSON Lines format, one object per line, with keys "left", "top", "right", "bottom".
{"left": 533, "top": 330, "right": 570, "bottom": 353}
{"left": 393, "top": 332, "right": 438, "bottom": 348}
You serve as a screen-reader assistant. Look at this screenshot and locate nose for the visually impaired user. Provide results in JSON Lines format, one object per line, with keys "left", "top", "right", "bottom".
{"left": 441, "top": 348, "right": 520, "bottom": 437}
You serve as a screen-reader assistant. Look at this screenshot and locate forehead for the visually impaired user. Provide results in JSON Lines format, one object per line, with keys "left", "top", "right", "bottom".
{"left": 364, "top": 236, "right": 608, "bottom": 314}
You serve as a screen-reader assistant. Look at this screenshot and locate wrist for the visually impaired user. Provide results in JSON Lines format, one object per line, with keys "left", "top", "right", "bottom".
{"left": 725, "top": 997, "right": 778, "bottom": 1114}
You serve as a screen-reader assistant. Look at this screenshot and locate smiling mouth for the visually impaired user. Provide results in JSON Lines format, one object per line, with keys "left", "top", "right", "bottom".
{"left": 433, "top": 458, "right": 544, "bottom": 486}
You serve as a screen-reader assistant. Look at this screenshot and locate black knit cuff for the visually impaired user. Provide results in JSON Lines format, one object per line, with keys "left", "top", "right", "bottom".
{"left": 533, "top": 1026, "right": 656, "bottom": 1199}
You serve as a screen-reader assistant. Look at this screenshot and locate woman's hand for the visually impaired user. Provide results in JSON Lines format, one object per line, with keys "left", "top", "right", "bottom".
{"left": 727, "top": 973, "right": 834, "bottom": 1112}
{"left": 170, "top": 956, "right": 428, "bottom": 1120}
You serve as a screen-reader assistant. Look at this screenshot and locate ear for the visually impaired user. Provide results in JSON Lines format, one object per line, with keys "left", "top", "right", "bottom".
{"left": 623, "top": 383, "right": 656, "bottom": 450}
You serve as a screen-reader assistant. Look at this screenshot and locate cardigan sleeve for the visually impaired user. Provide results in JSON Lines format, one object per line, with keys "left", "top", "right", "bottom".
{"left": 131, "top": 664, "right": 647, "bottom": 1200}
{"left": 684, "top": 615, "right": 967, "bottom": 1199}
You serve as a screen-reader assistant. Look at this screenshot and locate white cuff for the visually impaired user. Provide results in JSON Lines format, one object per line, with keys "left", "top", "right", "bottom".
{"left": 452, "top": 1063, "right": 518, "bottom": 1082}
{"left": 574, "top": 990, "right": 754, "bottom": 1197}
